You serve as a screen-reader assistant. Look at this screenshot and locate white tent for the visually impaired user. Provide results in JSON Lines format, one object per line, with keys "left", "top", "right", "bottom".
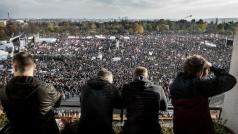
{"left": 97, "top": 52, "right": 103, "bottom": 60}
{"left": 0, "top": 43, "right": 14, "bottom": 51}
{"left": 91, "top": 56, "right": 96, "bottom": 60}
{"left": 205, "top": 42, "right": 216, "bottom": 47}
{"left": 95, "top": 35, "right": 106, "bottom": 39}
{"left": 0, "top": 41, "right": 7, "bottom": 44}
{"left": 201, "top": 41, "right": 217, "bottom": 47}
{"left": 0, "top": 50, "right": 8, "bottom": 60}
{"left": 0, "top": 65, "right": 3, "bottom": 70}
{"left": 38, "top": 38, "right": 57, "bottom": 43}
{"left": 123, "top": 36, "right": 130, "bottom": 40}
{"left": 86, "top": 36, "right": 93, "bottom": 39}
{"left": 112, "top": 57, "right": 121, "bottom": 61}
{"left": 109, "top": 36, "right": 116, "bottom": 40}
{"left": 68, "top": 36, "right": 80, "bottom": 39}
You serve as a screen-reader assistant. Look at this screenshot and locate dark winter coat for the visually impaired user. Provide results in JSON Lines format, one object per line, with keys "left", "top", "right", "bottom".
{"left": 121, "top": 79, "right": 168, "bottom": 134}
{"left": 78, "top": 78, "right": 121, "bottom": 134}
{"left": 170, "top": 69, "right": 237, "bottom": 134}
{"left": 0, "top": 76, "right": 62, "bottom": 134}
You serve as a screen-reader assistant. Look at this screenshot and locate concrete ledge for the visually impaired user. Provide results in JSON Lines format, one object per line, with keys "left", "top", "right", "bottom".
{"left": 222, "top": 27, "right": 238, "bottom": 133}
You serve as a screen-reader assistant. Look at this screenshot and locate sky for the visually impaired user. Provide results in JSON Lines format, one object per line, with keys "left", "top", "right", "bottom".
{"left": 0, "top": 0, "right": 238, "bottom": 19}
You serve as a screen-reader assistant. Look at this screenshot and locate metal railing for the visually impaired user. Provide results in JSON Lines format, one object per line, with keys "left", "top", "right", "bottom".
{"left": 56, "top": 104, "right": 223, "bottom": 121}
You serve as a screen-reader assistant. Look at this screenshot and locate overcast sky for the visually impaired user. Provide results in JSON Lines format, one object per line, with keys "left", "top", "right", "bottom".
{"left": 0, "top": 0, "right": 238, "bottom": 19}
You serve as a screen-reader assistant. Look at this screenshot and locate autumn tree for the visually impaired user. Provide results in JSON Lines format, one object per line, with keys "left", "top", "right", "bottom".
{"left": 157, "top": 24, "right": 170, "bottom": 32}
{"left": 197, "top": 19, "right": 207, "bottom": 32}
{"left": 5, "top": 21, "right": 19, "bottom": 36}
{"left": 0, "top": 23, "right": 7, "bottom": 40}
{"left": 134, "top": 23, "right": 144, "bottom": 34}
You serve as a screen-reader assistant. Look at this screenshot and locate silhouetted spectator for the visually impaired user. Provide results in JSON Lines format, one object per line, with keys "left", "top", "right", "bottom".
{"left": 0, "top": 52, "right": 62, "bottom": 134}
{"left": 78, "top": 68, "right": 121, "bottom": 134}
{"left": 121, "top": 66, "right": 168, "bottom": 134}
{"left": 170, "top": 55, "right": 237, "bottom": 134}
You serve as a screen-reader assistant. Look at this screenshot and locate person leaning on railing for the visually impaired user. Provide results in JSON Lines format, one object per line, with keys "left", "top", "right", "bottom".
{"left": 78, "top": 68, "right": 121, "bottom": 134}
{"left": 170, "top": 55, "right": 237, "bottom": 134}
{"left": 121, "top": 66, "right": 168, "bottom": 134}
{"left": 0, "top": 52, "right": 62, "bottom": 134}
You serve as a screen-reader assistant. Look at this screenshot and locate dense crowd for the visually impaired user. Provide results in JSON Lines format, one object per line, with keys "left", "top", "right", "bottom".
{"left": 1, "top": 33, "right": 233, "bottom": 100}
{"left": 0, "top": 32, "right": 236, "bottom": 134}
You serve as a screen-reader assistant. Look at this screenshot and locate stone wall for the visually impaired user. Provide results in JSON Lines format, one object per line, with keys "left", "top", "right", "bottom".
{"left": 222, "top": 27, "right": 238, "bottom": 133}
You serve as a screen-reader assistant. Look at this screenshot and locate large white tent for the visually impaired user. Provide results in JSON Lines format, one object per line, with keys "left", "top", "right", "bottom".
{"left": 200, "top": 41, "right": 217, "bottom": 47}
{"left": 109, "top": 36, "right": 116, "bottom": 40}
{"left": 0, "top": 50, "right": 8, "bottom": 60}
{"left": 123, "top": 36, "right": 130, "bottom": 40}
{"left": 95, "top": 35, "right": 106, "bottom": 39}
{"left": 0, "top": 43, "right": 14, "bottom": 51}
{"left": 38, "top": 38, "right": 57, "bottom": 43}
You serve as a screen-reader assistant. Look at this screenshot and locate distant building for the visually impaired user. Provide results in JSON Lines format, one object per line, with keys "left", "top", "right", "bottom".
{"left": 15, "top": 20, "right": 25, "bottom": 24}
{"left": 0, "top": 20, "right": 7, "bottom": 26}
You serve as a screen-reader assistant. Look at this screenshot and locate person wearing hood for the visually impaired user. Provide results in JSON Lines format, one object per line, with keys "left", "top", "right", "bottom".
{"left": 0, "top": 52, "right": 62, "bottom": 134}
{"left": 170, "top": 55, "right": 237, "bottom": 134}
{"left": 121, "top": 66, "right": 168, "bottom": 134}
{"left": 78, "top": 68, "right": 121, "bottom": 134}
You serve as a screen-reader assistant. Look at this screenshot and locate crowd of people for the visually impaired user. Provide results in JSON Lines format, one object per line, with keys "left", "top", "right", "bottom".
{"left": 0, "top": 32, "right": 236, "bottom": 134}
{"left": 0, "top": 51, "right": 236, "bottom": 134}
{"left": 24, "top": 32, "right": 233, "bottom": 101}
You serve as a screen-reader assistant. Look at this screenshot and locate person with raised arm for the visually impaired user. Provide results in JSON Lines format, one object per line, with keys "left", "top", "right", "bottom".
{"left": 170, "top": 55, "right": 237, "bottom": 134}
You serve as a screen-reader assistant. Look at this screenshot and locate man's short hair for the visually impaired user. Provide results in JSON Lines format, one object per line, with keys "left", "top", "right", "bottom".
{"left": 184, "top": 55, "right": 207, "bottom": 77}
{"left": 134, "top": 66, "right": 148, "bottom": 78}
{"left": 13, "top": 52, "right": 34, "bottom": 73}
{"left": 98, "top": 68, "right": 112, "bottom": 78}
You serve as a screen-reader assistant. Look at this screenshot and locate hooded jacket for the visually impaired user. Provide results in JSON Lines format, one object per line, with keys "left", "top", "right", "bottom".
{"left": 0, "top": 76, "right": 62, "bottom": 134}
{"left": 170, "top": 69, "right": 237, "bottom": 134}
{"left": 78, "top": 78, "right": 121, "bottom": 134}
{"left": 121, "top": 79, "right": 167, "bottom": 134}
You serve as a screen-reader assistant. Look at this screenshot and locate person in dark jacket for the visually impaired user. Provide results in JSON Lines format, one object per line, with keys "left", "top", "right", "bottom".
{"left": 170, "top": 55, "right": 237, "bottom": 134}
{"left": 78, "top": 68, "right": 121, "bottom": 134}
{"left": 121, "top": 66, "right": 168, "bottom": 134}
{"left": 0, "top": 52, "right": 62, "bottom": 134}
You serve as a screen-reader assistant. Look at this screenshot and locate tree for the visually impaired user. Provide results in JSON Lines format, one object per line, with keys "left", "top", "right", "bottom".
{"left": 134, "top": 23, "right": 144, "bottom": 34}
{"left": 217, "top": 24, "right": 225, "bottom": 32}
{"left": 90, "top": 23, "right": 97, "bottom": 33}
{"left": 0, "top": 23, "right": 7, "bottom": 40}
{"left": 47, "top": 23, "right": 55, "bottom": 32}
{"left": 197, "top": 19, "right": 204, "bottom": 24}
{"left": 157, "top": 24, "right": 169, "bottom": 32}
{"left": 198, "top": 23, "right": 208, "bottom": 32}
{"left": 0, "top": 29, "right": 7, "bottom": 40}
{"left": 5, "top": 21, "right": 19, "bottom": 36}
{"left": 47, "top": 23, "right": 59, "bottom": 33}
{"left": 144, "top": 23, "right": 153, "bottom": 31}
{"left": 206, "top": 23, "right": 217, "bottom": 33}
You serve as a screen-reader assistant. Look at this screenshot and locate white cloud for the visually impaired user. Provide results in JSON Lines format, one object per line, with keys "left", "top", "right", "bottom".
{"left": 0, "top": 0, "right": 237, "bottom": 19}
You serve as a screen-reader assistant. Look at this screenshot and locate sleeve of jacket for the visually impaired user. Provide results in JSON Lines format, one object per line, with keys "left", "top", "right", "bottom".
{"left": 158, "top": 86, "right": 168, "bottom": 111}
{"left": 121, "top": 84, "right": 129, "bottom": 108}
{"left": 198, "top": 70, "right": 237, "bottom": 97}
{"left": 80, "top": 85, "right": 86, "bottom": 104}
{"left": 113, "top": 86, "right": 122, "bottom": 109}
{"left": 38, "top": 82, "right": 62, "bottom": 115}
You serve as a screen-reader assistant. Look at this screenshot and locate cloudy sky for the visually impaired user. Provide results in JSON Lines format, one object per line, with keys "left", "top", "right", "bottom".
{"left": 0, "top": 0, "right": 238, "bottom": 19}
